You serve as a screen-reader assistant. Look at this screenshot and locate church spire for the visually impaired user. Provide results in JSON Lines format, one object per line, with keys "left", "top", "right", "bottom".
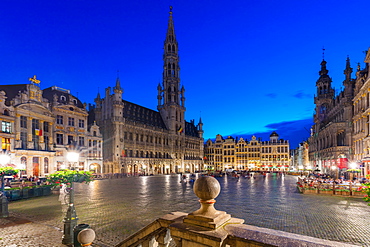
{"left": 159, "top": 5, "right": 182, "bottom": 107}
{"left": 344, "top": 56, "right": 353, "bottom": 81}
{"left": 319, "top": 59, "right": 329, "bottom": 76}
{"left": 158, "top": 6, "right": 185, "bottom": 133}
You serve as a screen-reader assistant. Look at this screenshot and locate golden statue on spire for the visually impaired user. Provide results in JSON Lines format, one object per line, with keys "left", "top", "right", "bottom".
{"left": 29, "top": 75, "right": 40, "bottom": 84}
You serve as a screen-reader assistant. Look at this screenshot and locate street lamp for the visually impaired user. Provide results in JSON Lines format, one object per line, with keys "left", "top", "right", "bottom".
{"left": 62, "top": 151, "right": 80, "bottom": 245}
{"left": 0, "top": 153, "right": 11, "bottom": 217}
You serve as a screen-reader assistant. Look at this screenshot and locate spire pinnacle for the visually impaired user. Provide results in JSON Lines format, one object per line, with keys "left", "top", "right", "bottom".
{"left": 322, "top": 46, "right": 325, "bottom": 60}
{"left": 344, "top": 56, "right": 352, "bottom": 81}
{"left": 319, "top": 59, "right": 328, "bottom": 76}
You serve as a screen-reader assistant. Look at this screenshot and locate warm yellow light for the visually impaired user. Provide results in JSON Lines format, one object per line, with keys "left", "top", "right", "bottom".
{"left": 66, "top": 151, "right": 79, "bottom": 163}
{"left": 350, "top": 162, "right": 357, "bottom": 169}
{"left": 0, "top": 154, "right": 10, "bottom": 165}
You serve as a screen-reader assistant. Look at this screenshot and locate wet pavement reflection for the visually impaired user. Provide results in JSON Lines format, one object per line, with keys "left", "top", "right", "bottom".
{"left": 9, "top": 173, "right": 370, "bottom": 246}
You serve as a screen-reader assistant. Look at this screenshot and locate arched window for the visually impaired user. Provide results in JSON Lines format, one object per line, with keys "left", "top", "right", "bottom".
{"left": 172, "top": 44, "right": 176, "bottom": 52}
{"left": 44, "top": 157, "right": 49, "bottom": 174}
{"left": 168, "top": 44, "right": 171, "bottom": 52}
{"left": 60, "top": 95, "right": 66, "bottom": 101}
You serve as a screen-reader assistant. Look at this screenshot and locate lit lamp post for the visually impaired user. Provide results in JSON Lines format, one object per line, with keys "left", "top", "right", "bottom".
{"left": 349, "top": 162, "right": 358, "bottom": 181}
{"left": 62, "top": 151, "right": 80, "bottom": 245}
{"left": 0, "top": 153, "right": 11, "bottom": 217}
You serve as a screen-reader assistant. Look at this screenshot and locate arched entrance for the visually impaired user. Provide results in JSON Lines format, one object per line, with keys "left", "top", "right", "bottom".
{"left": 33, "top": 157, "right": 40, "bottom": 177}
{"left": 89, "top": 163, "right": 101, "bottom": 173}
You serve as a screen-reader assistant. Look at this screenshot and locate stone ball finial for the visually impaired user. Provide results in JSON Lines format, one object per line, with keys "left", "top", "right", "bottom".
{"left": 193, "top": 176, "right": 220, "bottom": 201}
{"left": 77, "top": 228, "right": 96, "bottom": 246}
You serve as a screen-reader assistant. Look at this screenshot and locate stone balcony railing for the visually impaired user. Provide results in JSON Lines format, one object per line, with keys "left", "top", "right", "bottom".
{"left": 113, "top": 176, "right": 355, "bottom": 247}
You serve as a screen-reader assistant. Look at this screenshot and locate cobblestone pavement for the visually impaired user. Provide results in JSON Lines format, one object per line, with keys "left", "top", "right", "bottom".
{"left": 1, "top": 174, "right": 370, "bottom": 247}
{"left": 0, "top": 213, "right": 64, "bottom": 247}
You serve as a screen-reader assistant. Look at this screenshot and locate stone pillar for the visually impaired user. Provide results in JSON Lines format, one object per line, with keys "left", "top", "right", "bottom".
{"left": 169, "top": 176, "right": 244, "bottom": 246}
{"left": 27, "top": 117, "right": 33, "bottom": 148}
{"left": 40, "top": 120, "right": 44, "bottom": 143}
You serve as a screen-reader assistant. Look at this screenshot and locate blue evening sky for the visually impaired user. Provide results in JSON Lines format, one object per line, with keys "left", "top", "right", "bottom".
{"left": 0, "top": 0, "right": 369, "bottom": 148}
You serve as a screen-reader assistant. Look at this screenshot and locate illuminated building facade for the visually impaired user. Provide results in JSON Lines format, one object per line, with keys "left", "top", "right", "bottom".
{"left": 94, "top": 8, "right": 204, "bottom": 175}
{"left": 308, "top": 56, "right": 355, "bottom": 176}
{"left": 352, "top": 48, "right": 370, "bottom": 175}
{"left": 204, "top": 132, "right": 290, "bottom": 171}
{"left": 0, "top": 82, "right": 103, "bottom": 177}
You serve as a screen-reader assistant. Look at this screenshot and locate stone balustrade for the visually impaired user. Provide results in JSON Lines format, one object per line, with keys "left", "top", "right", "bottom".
{"left": 114, "top": 176, "right": 356, "bottom": 247}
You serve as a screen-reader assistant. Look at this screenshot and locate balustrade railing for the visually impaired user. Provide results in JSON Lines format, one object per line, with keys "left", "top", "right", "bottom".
{"left": 114, "top": 176, "right": 356, "bottom": 247}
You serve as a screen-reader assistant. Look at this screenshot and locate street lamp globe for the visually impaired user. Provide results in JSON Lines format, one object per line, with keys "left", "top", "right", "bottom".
{"left": 66, "top": 151, "right": 79, "bottom": 163}
{"left": 0, "top": 154, "right": 10, "bottom": 166}
{"left": 350, "top": 162, "right": 357, "bottom": 169}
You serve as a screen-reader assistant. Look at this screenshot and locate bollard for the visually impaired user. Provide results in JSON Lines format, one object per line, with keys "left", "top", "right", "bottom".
{"left": 77, "top": 228, "right": 96, "bottom": 247}
{"left": 73, "top": 224, "right": 90, "bottom": 247}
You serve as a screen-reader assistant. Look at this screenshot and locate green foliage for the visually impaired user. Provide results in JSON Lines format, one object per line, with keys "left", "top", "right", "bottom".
{"left": 347, "top": 169, "right": 361, "bottom": 173}
{"left": 321, "top": 188, "right": 333, "bottom": 191}
{"left": 336, "top": 189, "right": 350, "bottom": 192}
{"left": 4, "top": 187, "right": 21, "bottom": 191}
{"left": 362, "top": 175, "right": 370, "bottom": 206}
{"left": 47, "top": 170, "right": 94, "bottom": 187}
{"left": 305, "top": 187, "right": 316, "bottom": 190}
{"left": 0, "top": 166, "right": 18, "bottom": 177}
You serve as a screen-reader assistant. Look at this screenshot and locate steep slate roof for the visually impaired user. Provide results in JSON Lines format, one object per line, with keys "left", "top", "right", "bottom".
{"left": 43, "top": 86, "right": 85, "bottom": 108}
{"left": 122, "top": 100, "right": 167, "bottom": 129}
{"left": 185, "top": 121, "right": 199, "bottom": 137}
{"left": 122, "top": 99, "right": 200, "bottom": 137}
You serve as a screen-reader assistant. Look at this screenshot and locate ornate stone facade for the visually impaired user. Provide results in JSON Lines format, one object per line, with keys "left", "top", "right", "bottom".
{"left": 93, "top": 8, "right": 204, "bottom": 175}
{"left": 352, "top": 48, "right": 370, "bottom": 175}
{"left": 0, "top": 82, "right": 103, "bottom": 177}
{"left": 308, "top": 56, "right": 356, "bottom": 176}
{"left": 204, "top": 132, "right": 290, "bottom": 172}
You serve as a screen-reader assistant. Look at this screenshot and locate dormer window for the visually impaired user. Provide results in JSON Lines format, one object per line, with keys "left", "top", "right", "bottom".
{"left": 60, "top": 95, "right": 66, "bottom": 101}
{"left": 73, "top": 99, "right": 77, "bottom": 105}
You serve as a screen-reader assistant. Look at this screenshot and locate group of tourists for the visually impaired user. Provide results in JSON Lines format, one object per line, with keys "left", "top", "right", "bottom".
{"left": 299, "top": 173, "right": 368, "bottom": 188}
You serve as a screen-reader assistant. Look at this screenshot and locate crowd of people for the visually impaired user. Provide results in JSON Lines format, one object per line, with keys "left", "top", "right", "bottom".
{"left": 299, "top": 173, "right": 369, "bottom": 188}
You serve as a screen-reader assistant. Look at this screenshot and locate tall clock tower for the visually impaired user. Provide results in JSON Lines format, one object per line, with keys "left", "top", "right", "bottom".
{"left": 157, "top": 6, "right": 185, "bottom": 134}
{"left": 314, "top": 59, "right": 335, "bottom": 123}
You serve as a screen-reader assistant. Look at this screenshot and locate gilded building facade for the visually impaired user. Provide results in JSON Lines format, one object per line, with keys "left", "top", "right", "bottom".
{"left": 352, "top": 48, "right": 370, "bottom": 175}
{"left": 0, "top": 82, "right": 103, "bottom": 177}
{"left": 94, "top": 8, "right": 204, "bottom": 175}
{"left": 204, "top": 132, "right": 290, "bottom": 171}
{"left": 308, "top": 57, "right": 355, "bottom": 175}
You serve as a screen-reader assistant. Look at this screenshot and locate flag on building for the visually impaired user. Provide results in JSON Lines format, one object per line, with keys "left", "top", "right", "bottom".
{"left": 178, "top": 126, "right": 183, "bottom": 133}
{"left": 35, "top": 129, "right": 42, "bottom": 136}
